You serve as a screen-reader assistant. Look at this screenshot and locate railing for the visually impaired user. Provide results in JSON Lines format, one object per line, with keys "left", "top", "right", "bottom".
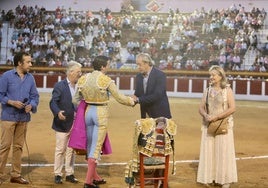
{"left": 1, "top": 65, "right": 268, "bottom": 78}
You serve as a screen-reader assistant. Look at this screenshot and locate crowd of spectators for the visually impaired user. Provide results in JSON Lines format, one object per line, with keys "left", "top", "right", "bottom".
{"left": 0, "top": 3, "right": 267, "bottom": 72}
{"left": 124, "top": 4, "right": 268, "bottom": 72}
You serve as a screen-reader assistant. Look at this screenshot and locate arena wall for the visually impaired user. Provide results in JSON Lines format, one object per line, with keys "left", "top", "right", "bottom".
{"left": 0, "top": 65, "right": 267, "bottom": 101}
{"left": 34, "top": 72, "right": 268, "bottom": 101}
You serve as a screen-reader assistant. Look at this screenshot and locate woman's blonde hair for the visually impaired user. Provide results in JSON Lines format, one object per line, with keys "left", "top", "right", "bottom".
{"left": 209, "top": 65, "right": 228, "bottom": 88}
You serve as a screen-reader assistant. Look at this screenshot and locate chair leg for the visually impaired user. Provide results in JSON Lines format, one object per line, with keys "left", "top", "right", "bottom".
{"left": 140, "top": 154, "right": 145, "bottom": 188}
{"left": 162, "top": 181, "right": 168, "bottom": 188}
{"left": 163, "top": 156, "right": 169, "bottom": 188}
{"left": 153, "top": 170, "right": 158, "bottom": 188}
{"left": 162, "top": 169, "right": 168, "bottom": 188}
{"left": 162, "top": 170, "right": 168, "bottom": 188}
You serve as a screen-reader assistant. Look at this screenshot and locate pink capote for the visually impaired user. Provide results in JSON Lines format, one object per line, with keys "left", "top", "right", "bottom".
{"left": 68, "top": 100, "right": 112, "bottom": 155}
{"left": 102, "top": 132, "right": 112, "bottom": 155}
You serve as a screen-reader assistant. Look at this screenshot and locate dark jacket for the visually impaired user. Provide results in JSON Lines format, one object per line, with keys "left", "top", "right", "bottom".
{"left": 49, "top": 79, "right": 75, "bottom": 132}
{"left": 134, "top": 67, "right": 171, "bottom": 119}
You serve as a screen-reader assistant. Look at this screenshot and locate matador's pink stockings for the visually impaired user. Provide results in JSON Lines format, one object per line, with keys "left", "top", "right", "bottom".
{"left": 85, "top": 158, "right": 102, "bottom": 184}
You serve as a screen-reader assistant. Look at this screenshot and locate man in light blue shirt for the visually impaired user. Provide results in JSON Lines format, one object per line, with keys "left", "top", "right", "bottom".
{"left": 0, "top": 52, "right": 39, "bottom": 185}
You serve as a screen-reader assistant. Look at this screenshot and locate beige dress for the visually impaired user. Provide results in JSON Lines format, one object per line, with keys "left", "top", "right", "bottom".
{"left": 197, "top": 86, "right": 238, "bottom": 185}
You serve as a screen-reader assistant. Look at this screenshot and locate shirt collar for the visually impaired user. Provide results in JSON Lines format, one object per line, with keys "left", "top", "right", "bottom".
{"left": 143, "top": 67, "right": 152, "bottom": 77}
{"left": 13, "top": 68, "right": 29, "bottom": 76}
{"left": 67, "top": 77, "right": 72, "bottom": 85}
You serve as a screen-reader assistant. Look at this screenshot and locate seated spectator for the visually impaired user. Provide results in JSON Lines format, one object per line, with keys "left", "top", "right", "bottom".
{"left": 73, "top": 26, "right": 83, "bottom": 42}
{"left": 39, "top": 57, "right": 48, "bottom": 66}
{"left": 54, "top": 57, "right": 62, "bottom": 67}
{"left": 116, "top": 59, "right": 124, "bottom": 69}
{"left": 259, "top": 63, "right": 266, "bottom": 72}
{"left": 126, "top": 51, "right": 136, "bottom": 64}
{"left": 48, "top": 57, "right": 56, "bottom": 67}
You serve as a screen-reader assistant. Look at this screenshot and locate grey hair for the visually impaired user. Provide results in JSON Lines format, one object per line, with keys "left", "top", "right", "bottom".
{"left": 66, "top": 61, "right": 82, "bottom": 74}
{"left": 209, "top": 65, "right": 228, "bottom": 88}
{"left": 136, "top": 53, "right": 155, "bottom": 66}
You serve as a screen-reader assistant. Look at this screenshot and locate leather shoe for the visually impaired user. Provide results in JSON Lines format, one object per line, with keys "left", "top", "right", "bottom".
{"left": 54, "top": 175, "right": 62, "bottom": 184}
{"left": 93, "top": 179, "right": 106, "bottom": 185}
{"left": 10, "top": 176, "right": 29, "bottom": 184}
{"left": 66, "top": 174, "right": 78, "bottom": 183}
{"left": 84, "top": 183, "right": 99, "bottom": 188}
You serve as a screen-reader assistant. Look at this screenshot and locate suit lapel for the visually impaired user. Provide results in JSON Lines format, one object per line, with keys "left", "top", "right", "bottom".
{"left": 145, "top": 67, "right": 155, "bottom": 93}
{"left": 63, "top": 79, "right": 72, "bottom": 100}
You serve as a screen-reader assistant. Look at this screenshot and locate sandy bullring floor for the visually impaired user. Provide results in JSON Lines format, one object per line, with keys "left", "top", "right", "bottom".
{"left": 0, "top": 92, "right": 268, "bottom": 188}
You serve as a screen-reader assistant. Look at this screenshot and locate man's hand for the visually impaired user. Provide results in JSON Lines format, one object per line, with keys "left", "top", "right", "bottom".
{"left": 131, "top": 95, "right": 139, "bottom": 105}
{"left": 24, "top": 104, "right": 32, "bottom": 113}
{"left": 8, "top": 100, "right": 25, "bottom": 109}
{"left": 58, "top": 111, "right": 66, "bottom": 120}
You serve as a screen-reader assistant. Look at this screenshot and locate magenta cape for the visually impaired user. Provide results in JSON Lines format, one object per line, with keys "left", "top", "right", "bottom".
{"left": 68, "top": 100, "right": 112, "bottom": 155}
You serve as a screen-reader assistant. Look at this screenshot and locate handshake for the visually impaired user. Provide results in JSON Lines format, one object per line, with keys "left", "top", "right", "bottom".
{"left": 131, "top": 95, "right": 139, "bottom": 106}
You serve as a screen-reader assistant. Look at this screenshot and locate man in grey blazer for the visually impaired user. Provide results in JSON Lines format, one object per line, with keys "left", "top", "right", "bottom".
{"left": 49, "top": 61, "right": 82, "bottom": 184}
{"left": 133, "top": 53, "right": 172, "bottom": 119}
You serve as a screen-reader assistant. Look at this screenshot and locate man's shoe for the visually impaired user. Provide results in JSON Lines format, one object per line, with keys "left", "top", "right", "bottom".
{"left": 93, "top": 179, "right": 106, "bottom": 185}
{"left": 84, "top": 183, "right": 99, "bottom": 188}
{"left": 66, "top": 174, "right": 78, "bottom": 183}
{"left": 10, "top": 176, "right": 29, "bottom": 184}
{"left": 54, "top": 175, "right": 62, "bottom": 184}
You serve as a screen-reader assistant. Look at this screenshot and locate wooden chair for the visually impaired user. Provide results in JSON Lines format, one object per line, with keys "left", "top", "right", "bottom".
{"left": 139, "top": 127, "right": 170, "bottom": 188}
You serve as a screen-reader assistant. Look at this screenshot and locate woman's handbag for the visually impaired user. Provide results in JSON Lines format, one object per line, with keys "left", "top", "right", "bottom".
{"left": 205, "top": 87, "right": 228, "bottom": 136}
{"left": 207, "top": 118, "right": 228, "bottom": 136}
{"left": 68, "top": 100, "right": 87, "bottom": 155}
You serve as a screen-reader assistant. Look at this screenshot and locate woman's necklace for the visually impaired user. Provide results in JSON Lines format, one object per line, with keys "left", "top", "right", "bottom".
{"left": 210, "top": 87, "right": 222, "bottom": 97}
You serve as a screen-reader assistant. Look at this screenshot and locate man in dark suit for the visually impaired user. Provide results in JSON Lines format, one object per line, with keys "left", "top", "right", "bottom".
{"left": 133, "top": 53, "right": 171, "bottom": 119}
{"left": 49, "top": 61, "right": 82, "bottom": 184}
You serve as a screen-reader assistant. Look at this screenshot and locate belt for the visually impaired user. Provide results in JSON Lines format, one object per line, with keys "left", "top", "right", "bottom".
{"left": 88, "top": 103, "right": 107, "bottom": 106}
